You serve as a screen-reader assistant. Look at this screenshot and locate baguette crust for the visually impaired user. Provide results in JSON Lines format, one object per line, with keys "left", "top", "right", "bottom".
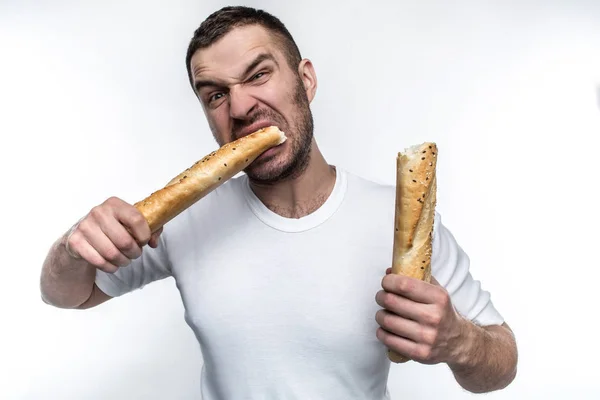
{"left": 388, "top": 142, "right": 438, "bottom": 363}
{"left": 134, "top": 126, "right": 286, "bottom": 233}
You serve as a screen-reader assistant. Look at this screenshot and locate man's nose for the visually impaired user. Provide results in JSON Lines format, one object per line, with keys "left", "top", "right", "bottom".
{"left": 229, "top": 86, "right": 257, "bottom": 120}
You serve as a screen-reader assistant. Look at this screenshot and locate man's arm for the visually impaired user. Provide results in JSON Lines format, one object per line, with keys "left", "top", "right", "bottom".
{"left": 447, "top": 321, "right": 517, "bottom": 393}
{"left": 40, "top": 232, "right": 112, "bottom": 309}
{"left": 375, "top": 273, "right": 518, "bottom": 394}
{"left": 40, "top": 197, "right": 161, "bottom": 309}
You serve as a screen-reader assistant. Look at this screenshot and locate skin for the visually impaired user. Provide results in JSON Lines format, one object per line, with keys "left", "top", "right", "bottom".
{"left": 190, "top": 25, "right": 517, "bottom": 392}
{"left": 189, "top": 25, "right": 336, "bottom": 218}
{"left": 40, "top": 22, "right": 517, "bottom": 393}
{"left": 378, "top": 268, "right": 518, "bottom": 393}
{"left": 40, "top": 24, "right": 336, "bottom": 310}
{"left": 40, "top": 197, "right": 162, "bottom": 309}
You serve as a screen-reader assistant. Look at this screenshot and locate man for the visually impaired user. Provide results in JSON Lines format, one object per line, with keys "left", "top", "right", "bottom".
{"left": 40, "top": 6, "right": 518, "bottom": 399}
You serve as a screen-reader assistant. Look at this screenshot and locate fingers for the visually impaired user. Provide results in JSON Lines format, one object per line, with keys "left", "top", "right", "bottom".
{"left": 64, "top": 196, "right": 155, "bottom": 273}
{"left": 376, "top": 327, "right": 419, "bottom": 360}
{"left": 381, "top": 273, "right": 439, "bottom": 304}
{"left": 375, "top": 309, "right": 423, "bottom": 342}
{"left": 77, "top": 217, "right": 132, "bottom": 268}
{"left": 66, "top": 229, "right": 120, "bottom": 273}
{"left": 148, "top": 227, "right": 163, "bottom": 248}
{"left": 90, "top": 205, "right": 142, "bottom": 260}
{"left": 106, "top": 197, "right": 152, "bottom": 246}
{"left": 375, "top": 289, "right": 424, "bottom": 322}
{"left": 376, "top": 327, "right": 431, "bottom": 362}
{"left": 377, "top": 267, "right": 450, "bottom": 365}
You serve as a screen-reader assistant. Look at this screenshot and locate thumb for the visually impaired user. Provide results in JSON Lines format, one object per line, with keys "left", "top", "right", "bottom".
{"left": 148, "top": 227, "right": 163, "bottom": 248}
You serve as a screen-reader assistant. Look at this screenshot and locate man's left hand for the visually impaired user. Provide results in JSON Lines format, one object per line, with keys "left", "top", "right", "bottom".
{"left": 375, "top": 268, "right": 468, "bottom": 365}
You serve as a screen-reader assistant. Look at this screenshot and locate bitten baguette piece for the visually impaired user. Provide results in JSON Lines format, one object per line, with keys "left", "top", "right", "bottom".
{"left": 134, "top": 126, "right": 286, "bottom": 233}
{"left": 388, "top": 142, "right": 438, "bottom": 363}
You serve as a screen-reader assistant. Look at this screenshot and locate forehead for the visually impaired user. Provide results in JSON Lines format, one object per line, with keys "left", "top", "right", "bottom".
{"left": 190, "top": 24, "right": 282, "bottom": 79}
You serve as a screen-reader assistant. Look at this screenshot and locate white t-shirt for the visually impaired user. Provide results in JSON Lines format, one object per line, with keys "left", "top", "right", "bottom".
{"left": 96, "top": 167, "right": 504, "bottom": 400}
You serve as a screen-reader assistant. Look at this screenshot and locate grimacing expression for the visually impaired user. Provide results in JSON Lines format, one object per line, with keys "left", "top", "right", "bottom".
{"left": 189, "top": 25, "right": 315, "bottom": 183}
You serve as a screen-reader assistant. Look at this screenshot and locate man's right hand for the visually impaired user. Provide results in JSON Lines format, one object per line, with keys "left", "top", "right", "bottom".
{"left": 64, "top": 196, "right": 163, "bottom": 274}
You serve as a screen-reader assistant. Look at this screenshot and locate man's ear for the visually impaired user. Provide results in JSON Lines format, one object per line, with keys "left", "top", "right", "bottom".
{"left": 298, "top": 59, "right": 317, "bottom": 103}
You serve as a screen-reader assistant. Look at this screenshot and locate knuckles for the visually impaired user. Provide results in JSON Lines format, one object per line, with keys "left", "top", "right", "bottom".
{"left": 66, "top": 230, "right": 81, "bottom": 248}
{"left": 395, "top": 276, "right": 412, "bottom": 293}
{"left": 437, "top": 290, "right": 450, "bottom": 308}
{"left": 376, "top": 291, "right": 397, "bottom": 311}
{"left": 76, "top": 218, "right": 92, "bottom": 235}
{"left": 103, "top": 246, "right": 123, "bottom": 263}
{"left": 89, "top": 205, "right": 107, "bottom": 221}
{"left": 130, "top": 212, "right": 148, "bottom": 230}
{"left": 104, "top": 196, "right": 122, "bottom": 207}
{"left": 114, "top": 237, "right": 139, "bottom": 257}
{"left": 420, "top": 327, "right": 438, "bottom": 346}
{"left": 423, "top": 309, "right": 443, "bottom": 327}
{"left": 414, "top": 345, "right": 433, "bottom": 362}
{"left": 383, "top": 274, "right": 416, "bottom": 295}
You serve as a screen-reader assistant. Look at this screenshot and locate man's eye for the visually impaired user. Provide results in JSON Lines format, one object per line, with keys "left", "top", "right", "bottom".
{"left": 251, "top": 72, "right": 265, "bottom": 81}
{"left": 209, "top": 92, "right": 225, "bottom": 103}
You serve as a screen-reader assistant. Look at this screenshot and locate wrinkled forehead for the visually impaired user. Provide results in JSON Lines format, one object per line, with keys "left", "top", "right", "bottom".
{"left": 190, "top": 25, "right": 283, "bottom": 81}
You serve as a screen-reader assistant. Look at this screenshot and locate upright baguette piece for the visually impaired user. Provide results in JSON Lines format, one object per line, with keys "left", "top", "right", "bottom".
{"left": 388, "top": 142, "right": 438, "bottom": 363}
{"left": 134, "top": 126, "right": 286, "bottom": 233}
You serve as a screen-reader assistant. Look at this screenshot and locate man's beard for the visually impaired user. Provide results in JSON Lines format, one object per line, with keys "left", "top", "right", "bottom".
{"left": 236, "top": 78, "right": 314, "bottom": 184}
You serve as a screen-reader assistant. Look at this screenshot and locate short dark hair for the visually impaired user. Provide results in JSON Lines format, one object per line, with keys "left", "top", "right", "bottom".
{"left": 185, "top": 6, "right": 303, "bottom": 90}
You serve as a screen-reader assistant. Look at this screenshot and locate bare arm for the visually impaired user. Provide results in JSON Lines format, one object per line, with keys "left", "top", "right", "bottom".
{"left": 40, "top": 233, "right": 112, "bottom": 309}
{"left": 40, "top": 197, "right": 162, "bottom": 310}
{"left": 447, "top": 321, "right": 518, "bottom": 393}
{"left": 376, "top": 273, "right": 518, "bottom": 394}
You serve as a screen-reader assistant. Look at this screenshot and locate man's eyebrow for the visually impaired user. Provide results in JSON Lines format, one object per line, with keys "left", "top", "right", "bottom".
{"left": 241, "top": 52, "right": 278, "bottom": 79}
{"left": 194, "top": 79, "right": 222, "bottom": 93}
{"left": 193, "top": 53, "right": 278, "bottom": 93}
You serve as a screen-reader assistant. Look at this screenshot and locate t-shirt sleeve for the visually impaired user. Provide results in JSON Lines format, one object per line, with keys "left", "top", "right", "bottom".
{"left": 94, "top": 233, "right": 172, "bottom": 298}
{"left": 431, "top": 212, "right": 504, "bottom": 326}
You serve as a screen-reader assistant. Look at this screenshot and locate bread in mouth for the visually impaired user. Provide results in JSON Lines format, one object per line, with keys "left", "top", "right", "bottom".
{"left": 134, "top": 126, "right": 287, "bottom": 233}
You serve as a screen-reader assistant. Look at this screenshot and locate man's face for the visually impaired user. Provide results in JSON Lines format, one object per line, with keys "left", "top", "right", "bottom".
{"left": 189, "top": 24, "right": 316, "bottom": 183}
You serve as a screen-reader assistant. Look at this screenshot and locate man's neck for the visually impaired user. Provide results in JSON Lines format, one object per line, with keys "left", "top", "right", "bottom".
{"left": 248, "top": 143, "right": 336, "bottom": 219}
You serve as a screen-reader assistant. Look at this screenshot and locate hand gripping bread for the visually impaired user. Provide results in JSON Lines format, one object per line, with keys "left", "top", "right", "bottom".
{"left": 388, "top": 142, "right": 438, "bottom": 363}
{"left": 134, "top": 126, "right": 286, "bottom": 233}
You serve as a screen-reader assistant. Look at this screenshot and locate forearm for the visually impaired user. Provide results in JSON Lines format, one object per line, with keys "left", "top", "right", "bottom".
{"left": 40, "top": 233, "right": 96, "bottom": 309}
{"left": 448, "top": 320, "right": 518, "bottom": 393}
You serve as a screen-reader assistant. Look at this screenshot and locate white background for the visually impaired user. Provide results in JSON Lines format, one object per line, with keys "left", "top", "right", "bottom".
{"left": 1, "top": 0, "right": 599, "bottom": 398}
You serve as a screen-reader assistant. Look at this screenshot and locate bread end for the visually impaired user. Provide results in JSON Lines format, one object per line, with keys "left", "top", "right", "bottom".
{"left": 399, "top": 142, "right": 437, "bottom": 160}
{"left": 263, "top": 125, "right": 287, "bottom": 145}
